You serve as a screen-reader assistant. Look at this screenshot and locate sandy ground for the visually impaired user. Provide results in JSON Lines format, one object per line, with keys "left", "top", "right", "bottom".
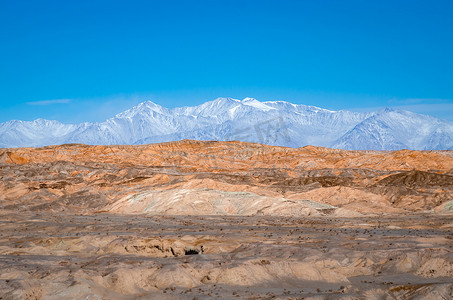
{"left": 1, "top": 141, "right": 453, "bottom": 299}
{"left": 0, "top": 211, "right": 452, "bottom": 299}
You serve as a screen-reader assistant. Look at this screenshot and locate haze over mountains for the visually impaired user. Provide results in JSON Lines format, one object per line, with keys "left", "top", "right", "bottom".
{"left": 1, "top": 97, "right": 452, "bottom": 150}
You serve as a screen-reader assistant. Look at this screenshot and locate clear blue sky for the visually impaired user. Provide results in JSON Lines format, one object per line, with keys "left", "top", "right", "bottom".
{"left": 1, "top": 0, "right": 452, "bottom": 123}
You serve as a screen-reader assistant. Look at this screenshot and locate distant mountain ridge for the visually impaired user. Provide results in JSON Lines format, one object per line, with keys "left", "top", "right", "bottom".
{"left": 1, "top": 97, "right": 452, "bottom": 150}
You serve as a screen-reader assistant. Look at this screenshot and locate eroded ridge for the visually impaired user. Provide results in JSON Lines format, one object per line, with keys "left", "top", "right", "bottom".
{"left": 0, "top": 141, "right": 452, "bottom": 298}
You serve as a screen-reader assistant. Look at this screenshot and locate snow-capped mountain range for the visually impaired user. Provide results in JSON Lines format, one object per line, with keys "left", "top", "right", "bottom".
{"left": 1, "top": 97, "right": 452, "bottom": 150}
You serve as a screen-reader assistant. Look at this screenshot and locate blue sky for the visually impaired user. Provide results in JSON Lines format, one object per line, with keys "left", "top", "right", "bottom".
{"left": 1, "top": 0, "right": 452, "bottom": 123}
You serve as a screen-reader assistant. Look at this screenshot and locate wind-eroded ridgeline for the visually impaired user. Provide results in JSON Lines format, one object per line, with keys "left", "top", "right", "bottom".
{"left": 1, "top": 140, "right": 452, "bottom": 215}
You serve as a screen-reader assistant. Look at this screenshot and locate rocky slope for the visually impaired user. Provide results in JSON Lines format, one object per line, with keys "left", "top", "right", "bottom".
{"left": 1, "top": 140, "right": 452, "bottom": 215}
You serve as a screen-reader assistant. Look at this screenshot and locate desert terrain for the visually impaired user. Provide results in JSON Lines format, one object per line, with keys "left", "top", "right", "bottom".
{"left": 0, "top": 140, "right": 452, "bottom": 299}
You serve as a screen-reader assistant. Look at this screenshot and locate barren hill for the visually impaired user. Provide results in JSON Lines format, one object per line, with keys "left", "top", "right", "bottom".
{"left": 1, "top": 140, "right": 452, "bottom": 215}
{"left": 1, "top": 141, "right": 453, "bottom": 299}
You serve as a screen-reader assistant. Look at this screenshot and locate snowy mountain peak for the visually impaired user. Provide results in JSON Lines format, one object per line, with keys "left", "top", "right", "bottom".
{"left": 116, "top": 100, "right": 168, "bottom": 118}
{"left": 1, "top": 97, "right": 452, "bottom": 150}
{"left": 31, "top": 118, "right": 62, "bottom": 125}
{"left": 136, "top": 100, "right": 165, "bottom": 111}
{"left": 240, "top": 97, "right": 276, "bottom": 111}
{"left": 141, "top": 100, "right": 161, "bottom": 107}
{"left": 213, "top": 97, "right": 240, "bottom": 103}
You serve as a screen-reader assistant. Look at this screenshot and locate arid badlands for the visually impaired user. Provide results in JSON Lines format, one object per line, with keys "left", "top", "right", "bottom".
{"left": 1, "top": 140, "right": 452, "bottom": 299}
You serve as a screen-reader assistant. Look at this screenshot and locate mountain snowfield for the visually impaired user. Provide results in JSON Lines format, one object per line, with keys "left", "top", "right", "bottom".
{"left": 1, "top": 97, "right": 452, "bottom": 150}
